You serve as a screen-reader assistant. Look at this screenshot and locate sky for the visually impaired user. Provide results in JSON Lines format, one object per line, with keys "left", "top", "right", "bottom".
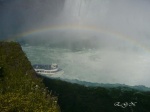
{"left": 1, "top": 0, "right": 150, "bottom": 86}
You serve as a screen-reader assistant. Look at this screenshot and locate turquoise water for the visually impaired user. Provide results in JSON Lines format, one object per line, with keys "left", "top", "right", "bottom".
{"left": 22, "top": 44, "right": 150, "bottom": 87}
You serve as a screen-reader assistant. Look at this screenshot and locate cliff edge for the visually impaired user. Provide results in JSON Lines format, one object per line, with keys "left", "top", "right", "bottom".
{"left": 0, "top": 41, "right": 60, "bottom": 112}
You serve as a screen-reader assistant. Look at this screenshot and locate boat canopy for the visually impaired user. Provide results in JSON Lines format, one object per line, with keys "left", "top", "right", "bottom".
{"left": 33, "top": 64, "right": 58, "bottom": 70}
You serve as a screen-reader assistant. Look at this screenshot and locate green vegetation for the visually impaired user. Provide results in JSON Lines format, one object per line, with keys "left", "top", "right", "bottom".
{"left": 43, "top": 77, "right": 150, "bottom": 112}
{"left": 0, "top": 41, "right": 60, "bottom": 112}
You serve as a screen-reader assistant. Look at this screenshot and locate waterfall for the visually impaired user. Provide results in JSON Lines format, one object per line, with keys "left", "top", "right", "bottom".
{"left": 62, "top": 0, "right": 109, "bottom": 25}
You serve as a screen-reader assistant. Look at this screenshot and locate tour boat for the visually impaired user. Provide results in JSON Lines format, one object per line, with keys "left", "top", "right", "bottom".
{"left": 33, "top": 63, "right": 64, "bottom": 76}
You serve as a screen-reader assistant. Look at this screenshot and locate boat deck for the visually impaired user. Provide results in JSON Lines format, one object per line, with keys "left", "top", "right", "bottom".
{"left": 33, "top": 64, "right": 52, "bottom": 70}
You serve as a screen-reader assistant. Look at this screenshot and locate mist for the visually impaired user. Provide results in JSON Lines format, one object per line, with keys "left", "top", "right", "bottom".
{"left": 1, "top": 0, "right": 150, "bottom": 87}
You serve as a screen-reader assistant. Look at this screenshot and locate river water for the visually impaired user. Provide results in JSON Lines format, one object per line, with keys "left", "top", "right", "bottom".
{"left": 21, "top": 42, "right": 150, "bottom": 87}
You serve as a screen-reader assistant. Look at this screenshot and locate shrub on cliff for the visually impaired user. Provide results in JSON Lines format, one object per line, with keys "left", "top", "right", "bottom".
{"left": 0, "top": 41, "right": 60, "bottom": 112}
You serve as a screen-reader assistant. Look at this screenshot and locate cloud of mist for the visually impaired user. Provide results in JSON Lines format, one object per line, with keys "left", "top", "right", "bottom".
{"left": 22, "top": 45, "right": 150, "bottom": 87}
{"left": 1, "top": 0, "right": 150, "bottom": 86}
{"left": 0, "top": 0, "right": 149, "bottom": 50}
{"left": 1, "top": 0, "right": 150, "bottom": 43}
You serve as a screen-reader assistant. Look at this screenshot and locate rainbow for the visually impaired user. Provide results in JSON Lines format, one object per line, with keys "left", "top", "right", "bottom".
{"left": 7, "top": 24, "right": 149, "bottom": 53}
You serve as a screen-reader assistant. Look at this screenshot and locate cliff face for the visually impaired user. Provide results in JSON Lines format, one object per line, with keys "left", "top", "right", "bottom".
{"left": 0, "top": 41, "right": 60, "bottom": 112}
{"left": 0, "top": 42, "right": 35, "bottom": 77}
